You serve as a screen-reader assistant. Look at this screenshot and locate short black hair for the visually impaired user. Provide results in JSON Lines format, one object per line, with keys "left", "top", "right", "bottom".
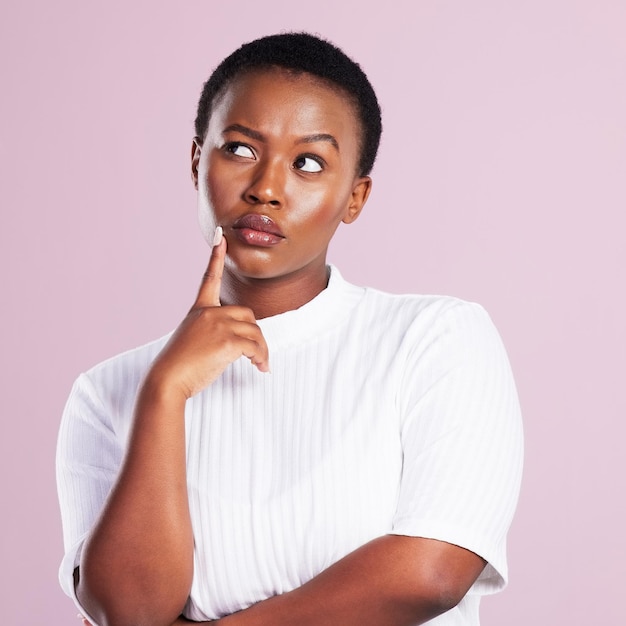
{"left": 194, "top": 32, "right": 382, "bottom": 177}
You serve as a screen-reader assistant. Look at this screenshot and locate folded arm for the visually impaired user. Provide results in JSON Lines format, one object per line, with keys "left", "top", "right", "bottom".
{"left": 164, "top": 534, "right": 484, "bottom": 626}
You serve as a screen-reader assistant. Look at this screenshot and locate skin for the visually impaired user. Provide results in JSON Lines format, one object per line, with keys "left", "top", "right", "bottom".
{"left": 75, "top": 69, "right": 486, "bottom": 626}
{"left": 192, "top": 68, "right": 372, "bottom": 319}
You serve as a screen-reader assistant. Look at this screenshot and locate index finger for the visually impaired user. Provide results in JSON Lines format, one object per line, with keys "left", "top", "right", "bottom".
{"left": 195, "top": 226, "right": 226, "bottom": 308}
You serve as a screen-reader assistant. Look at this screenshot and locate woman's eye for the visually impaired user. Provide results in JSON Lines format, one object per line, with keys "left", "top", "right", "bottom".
{"left": 294, "top": 156, "right": 323, "bottom": 173}
{"left": 226, "top": 143, "right": 255, "bottom": 159}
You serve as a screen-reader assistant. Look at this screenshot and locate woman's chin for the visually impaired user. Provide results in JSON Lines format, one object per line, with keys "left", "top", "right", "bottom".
{"left": 224, "top": 250, "right": 282, "bottom": 282}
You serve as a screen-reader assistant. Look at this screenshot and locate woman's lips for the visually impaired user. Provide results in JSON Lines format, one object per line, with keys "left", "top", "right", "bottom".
{"left": 232, "top": 214, "right": 285, "bottom": 247}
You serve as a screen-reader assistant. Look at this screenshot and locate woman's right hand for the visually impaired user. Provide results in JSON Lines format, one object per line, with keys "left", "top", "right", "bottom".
{"left": 146, "top": 226, "right": 270, "bottom": 400}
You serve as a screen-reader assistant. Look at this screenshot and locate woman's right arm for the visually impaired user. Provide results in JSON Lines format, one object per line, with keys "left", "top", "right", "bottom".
{"left": 75, "top": 377, "right": 193, "bottom": 626}
{"left": 75, "top": 232, "right": 269, "bottom": 626}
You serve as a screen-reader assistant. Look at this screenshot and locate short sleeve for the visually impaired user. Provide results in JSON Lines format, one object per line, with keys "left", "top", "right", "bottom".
{"left": 56, "top": 373, "right": 123, "bottom": 617}
{"left": 391, "top": 302, "right": 523, "bottom": 594}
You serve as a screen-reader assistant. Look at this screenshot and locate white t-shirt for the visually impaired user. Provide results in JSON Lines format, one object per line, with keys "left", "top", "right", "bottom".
{"left": 57, "top": 266, "right": 523, "bottom": 625}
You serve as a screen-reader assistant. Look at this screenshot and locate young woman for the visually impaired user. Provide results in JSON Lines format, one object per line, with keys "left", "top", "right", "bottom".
{"left": 57, "top": 33, "right": 523, "bottom": 626}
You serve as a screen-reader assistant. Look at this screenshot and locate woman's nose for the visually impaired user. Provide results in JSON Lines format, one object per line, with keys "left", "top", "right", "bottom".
{"left": 244, "top": 161, "right": 284, "bottom": 207}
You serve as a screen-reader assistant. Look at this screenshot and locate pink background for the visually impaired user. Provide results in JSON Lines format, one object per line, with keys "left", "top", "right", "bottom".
{"left": 1, "top": 1, "right": 624, "bottom": 623}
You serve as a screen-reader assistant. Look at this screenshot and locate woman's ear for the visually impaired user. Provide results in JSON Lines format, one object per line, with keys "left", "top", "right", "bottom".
{"left": 343, "top": 176, "right": 372, "bottom": 224}
{"left": 191, "top": 137, "right": 202, "bottom": 190}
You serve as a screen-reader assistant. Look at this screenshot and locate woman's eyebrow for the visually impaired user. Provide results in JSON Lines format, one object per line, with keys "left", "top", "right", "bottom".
{"left": 297, "top": 134, "right": 339, "bottom": 152}
{"left": 223, "top": 124, "right": 339, "bottom": 152}
{"left": 223, "top": 123, "right": 265, "bottom": 142}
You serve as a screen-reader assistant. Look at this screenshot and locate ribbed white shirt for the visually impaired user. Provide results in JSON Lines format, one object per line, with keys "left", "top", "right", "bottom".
{"left": 57, "top": 266, "right": 523, "bottom": 625}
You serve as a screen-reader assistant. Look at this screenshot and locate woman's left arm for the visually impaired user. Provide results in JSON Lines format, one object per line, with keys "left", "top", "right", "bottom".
{"left": 81, "top": 534, "right": 481, "bottom": 626}
{"left": 212, "top": 534, "right": 484, "bottom": 625}
{"left": 122, "top": 534, "right": 480, "bottom": 626}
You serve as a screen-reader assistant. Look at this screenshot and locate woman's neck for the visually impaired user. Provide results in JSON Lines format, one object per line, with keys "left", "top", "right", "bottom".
{"left": 220, "top": 265, "right": 330, "bottom": 319}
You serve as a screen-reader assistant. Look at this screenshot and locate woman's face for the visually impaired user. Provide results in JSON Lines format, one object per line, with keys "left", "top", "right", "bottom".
{"left": 192, "top": 68, "right": 371, "bottom": 283}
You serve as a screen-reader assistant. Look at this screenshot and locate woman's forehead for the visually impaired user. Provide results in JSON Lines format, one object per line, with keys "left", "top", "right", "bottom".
{"left": 208, "top": 68, "right": 360, "bottom": 140}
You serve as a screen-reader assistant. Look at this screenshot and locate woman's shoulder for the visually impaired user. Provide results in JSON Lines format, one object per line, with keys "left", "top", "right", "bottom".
{"left": 332, "top": 267, "right": 497, "bottom": 346}
{"left": 77, "top": 332, "right": 173, "bottom": 400}
{"left": 333, "top": 266, "right": 482, "bottom": 320}
{"left": 62, "top": 333, "right": 174, "bottom": 439}
{"left": 358, "top": 281, "right": 491, "bottom": 333}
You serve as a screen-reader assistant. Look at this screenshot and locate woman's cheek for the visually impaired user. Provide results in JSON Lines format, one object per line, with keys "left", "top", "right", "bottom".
{"left": 197, "top": 196, "right": 216, "bottom": 245}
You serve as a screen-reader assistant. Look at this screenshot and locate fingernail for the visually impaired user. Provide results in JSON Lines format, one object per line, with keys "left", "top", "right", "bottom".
{"left": 212, "top": 225, "right": 223, "bottom": 246}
